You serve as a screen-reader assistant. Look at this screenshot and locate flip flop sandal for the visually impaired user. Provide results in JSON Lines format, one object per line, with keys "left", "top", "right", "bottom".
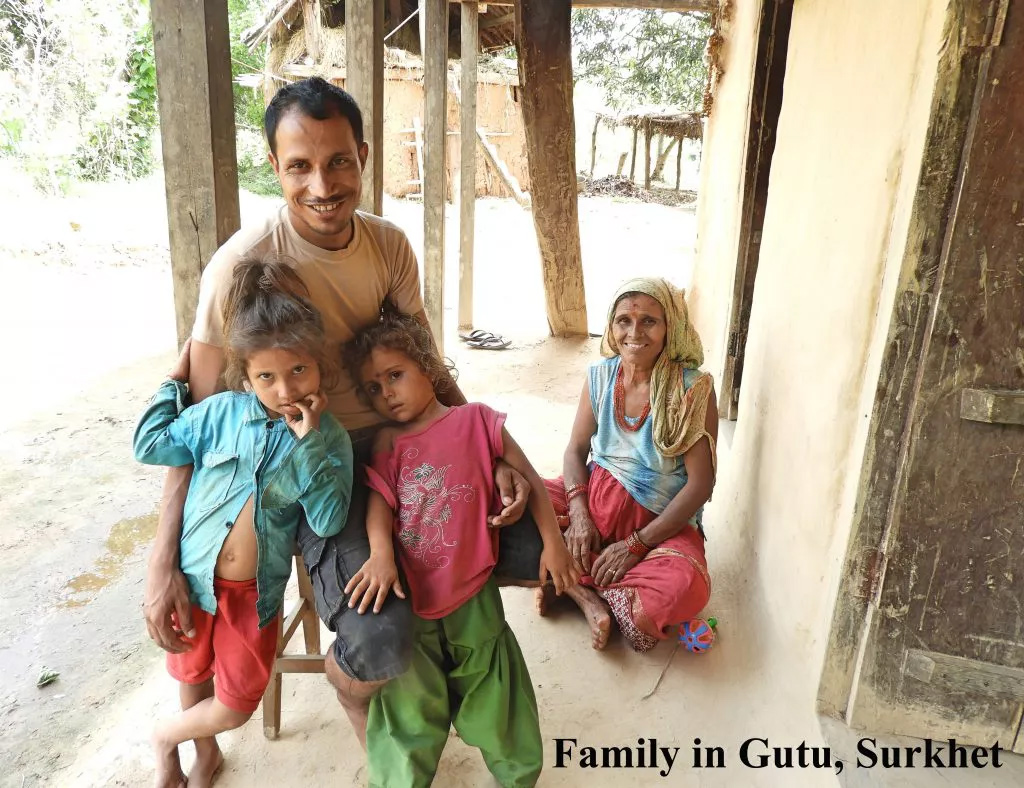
{"left": 467, "top": 335, "right": 511, "bottom": 350}
{"left": 459, "top": 329, "right": 493, "bottom": 343}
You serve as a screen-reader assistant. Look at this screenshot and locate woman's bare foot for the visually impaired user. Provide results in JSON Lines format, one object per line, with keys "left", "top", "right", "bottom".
{"left": 566, "top": 585, "right": 612, "bottom": 650}
{"left": 151, "top": 730, "right": 187, "bottom": 788}
{"left": 187, "top": 741, "right": 224, "bottom": 788}
{"left": 534, "top": 585, "right": 558, "bottom": 616}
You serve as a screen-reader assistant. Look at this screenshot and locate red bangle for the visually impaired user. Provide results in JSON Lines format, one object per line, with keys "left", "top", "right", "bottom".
{"left": 625, "top": 530, "right": 651, "bottom": 558}
{"left": 565, "top": 483, "right": 588, "bottom": 503}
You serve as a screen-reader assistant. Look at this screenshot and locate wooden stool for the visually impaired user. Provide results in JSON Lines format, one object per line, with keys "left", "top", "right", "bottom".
{"left": 261, "top": 551, "right": 325, "bottom": 739}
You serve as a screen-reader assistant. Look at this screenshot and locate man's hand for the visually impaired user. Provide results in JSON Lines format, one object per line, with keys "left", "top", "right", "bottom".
{"left": 143, "top": 560, "right": 195, "bottom": 653}
{"left": 168, "top": 338, "right": 192, "bottom": 383}
{"left": 283, "top": 391, "right": 327, "bottom": 440}
{"left": 488, "top": 460, "right": 529, "bottom": 527}
{"left": 563, "top": 509, "right": 602, "bottom": 575}
{"left": 345, "top": 553, "right": 406, "bottom": 614}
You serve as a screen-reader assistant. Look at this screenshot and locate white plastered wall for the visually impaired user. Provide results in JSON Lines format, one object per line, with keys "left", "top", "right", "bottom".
{"left": 691, "top": 0, "right": 949, "bottom": 715}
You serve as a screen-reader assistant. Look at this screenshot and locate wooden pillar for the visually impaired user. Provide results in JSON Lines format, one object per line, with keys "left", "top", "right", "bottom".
{"left": 302, "top": 0, "right": 321, "bottom": 62}
{"left": 459, "top": 1, "right": 478, "bottom": 330}
{"left": 675, "top": 136, "right": 684, "bottom": 191}
{"left": 616, "top": 151, "right": 627, "bottom": 177}
{"left": 346, "top": 0, "right": 385, "bottom": 214}
{"left": 423, "top": 0, "right": 447, "bottom": 350}
{"left": 629, "top": 127, "right": 638, "bottom": 180}
{"left": 590, "top": 116, "right": 600, "bottom": 177}
{"left": 150, "top": 0, "right": 240, "bottom": 346}
{"left": 643, "top": 122, "right": 653, "bottom": 190}
{"left": 515, "top": 0, "right": 587, "bottom": 337}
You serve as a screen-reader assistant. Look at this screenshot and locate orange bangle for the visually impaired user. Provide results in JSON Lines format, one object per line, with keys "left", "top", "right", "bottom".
{"left": 625, "top": 530, "right": 651, "bottom": 558}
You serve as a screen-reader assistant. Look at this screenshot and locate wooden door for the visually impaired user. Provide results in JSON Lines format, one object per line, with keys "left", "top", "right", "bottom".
{"left": 838, "top": 0, "right": 1024, "bottom": 749}
{"left": 719, "top": 0, "right": 792, "bottom": 420}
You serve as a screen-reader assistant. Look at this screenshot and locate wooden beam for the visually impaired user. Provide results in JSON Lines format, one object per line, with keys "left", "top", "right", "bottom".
{"left": 675, "top": 134, "right": 683, "bottom": 190}
{"left": 346, "top": 0, "right": 385, "bottom": 214}
{"left": 481, "top": 11, "right": 514, "bottom": 30}
{"left": 151, "top": 0, "right": 240, "bottom": 346}
{"left": 515, "top": 0, "right": 587, "bottom": 336}
{"left": 629, "top": 127, "right": 638, "bottom": 181}
{"left": 302, "top": 0, "right": 320, "bottom": 62}
{"left": 423, "top": 0, "right": 448, "bottom": 351}
{"left": 477, "top": 129, "right": 530, "bottom": 207}
{"left": 643, "top": 122, "right": 652, "bottom": 190}
{"left": 453, "top": 1, "right": 715, "bottom": 10}
{"left": 459, "top": 3, "right": 478, "bottom": 330}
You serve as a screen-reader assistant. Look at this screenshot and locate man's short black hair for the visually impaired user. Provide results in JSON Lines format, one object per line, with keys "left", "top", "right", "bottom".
{"left": 265, "top": 77, "right": 364, "bottom": 155}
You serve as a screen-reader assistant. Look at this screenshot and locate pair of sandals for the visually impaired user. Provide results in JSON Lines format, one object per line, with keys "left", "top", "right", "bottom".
{"left": 458, "top": 329, "right": 511, "bottom": 350}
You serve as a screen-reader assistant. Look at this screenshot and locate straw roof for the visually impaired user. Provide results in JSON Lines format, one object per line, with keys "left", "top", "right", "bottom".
{"left": 597, "top": 107, "right": 703, "bottom": 141}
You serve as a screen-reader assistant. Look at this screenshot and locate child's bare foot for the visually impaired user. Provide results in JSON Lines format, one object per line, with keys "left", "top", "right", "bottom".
{"left": 534, "top": 585, "right": 557, "bottom": 616}
{"left": 188, "top": 741, "right": 224, "bottom": 788}
{"left": 151, "top": 730, "right": 187, "bottom": 788}
{"left": 567, "top": 585, "right": 612, "bottom": 650}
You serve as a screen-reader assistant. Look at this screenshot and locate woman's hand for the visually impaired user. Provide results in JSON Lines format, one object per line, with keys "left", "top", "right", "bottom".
{"left": 283, "top": 391, "right": 327, "bottom": 439}
{"left": 344, "top": 553, "right": 406, "bottom": 614}
{"left": 563, "top": 509, "right": 602, "bottom": 575}
{"left": 590, "top": 541, "right": 641, "bottom": 588}
{"left": 488, "top": 460, "right": 530, "bottom": 527}
{"left": 538, "top": 539, "right": 582, "bottom": 595}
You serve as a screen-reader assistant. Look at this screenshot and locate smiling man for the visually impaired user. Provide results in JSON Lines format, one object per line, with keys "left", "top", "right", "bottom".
{"left": 142, "top": 78, "right": 541, "bottom": 784}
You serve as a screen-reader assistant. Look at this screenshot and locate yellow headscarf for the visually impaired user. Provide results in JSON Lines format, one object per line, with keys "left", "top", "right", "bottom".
{"left": 601, "top": 277, "right": 716, "bottom": 465}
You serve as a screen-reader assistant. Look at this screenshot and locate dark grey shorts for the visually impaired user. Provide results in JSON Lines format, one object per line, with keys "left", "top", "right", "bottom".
{"left": 296, "top": 426, "right": 544, "bottom": 682}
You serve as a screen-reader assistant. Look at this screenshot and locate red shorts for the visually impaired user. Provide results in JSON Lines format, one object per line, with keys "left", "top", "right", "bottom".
{"left": 166, "top": 577, "right": 280, "bottom": 714}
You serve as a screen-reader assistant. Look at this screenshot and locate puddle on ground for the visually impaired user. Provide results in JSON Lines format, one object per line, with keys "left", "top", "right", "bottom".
{"left": 61, "top": 513, "right": 157, "bottom": 607}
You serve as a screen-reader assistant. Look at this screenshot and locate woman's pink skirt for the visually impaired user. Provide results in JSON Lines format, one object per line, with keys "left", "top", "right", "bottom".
{"left": 545, "top": 467, "right": 711, "bottom": 652}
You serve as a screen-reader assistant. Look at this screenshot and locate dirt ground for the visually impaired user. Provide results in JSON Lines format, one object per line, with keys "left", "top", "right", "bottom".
{"left": 2, "top": 163, "right": 1022, "bottom": 787}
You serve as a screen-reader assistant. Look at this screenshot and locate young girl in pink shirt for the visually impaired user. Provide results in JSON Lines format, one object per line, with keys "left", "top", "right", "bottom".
{"left": 342, "top": 311, "right": 578, "bottom": 788}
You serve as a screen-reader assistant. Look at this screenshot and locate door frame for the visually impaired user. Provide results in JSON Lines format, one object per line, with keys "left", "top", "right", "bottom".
{"left": 719, "top": 0, "right": 793, "bottom": 420}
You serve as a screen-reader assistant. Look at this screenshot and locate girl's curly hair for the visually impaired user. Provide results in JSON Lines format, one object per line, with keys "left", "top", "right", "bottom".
{"left": 221, "top": 256, "right": 339, "bottom": 392}
{"left": 342, "top": 306, "right": 456, "bottom": 398}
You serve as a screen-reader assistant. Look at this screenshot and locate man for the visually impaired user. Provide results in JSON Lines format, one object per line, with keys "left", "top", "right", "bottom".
{"left": 143, "top": 77, "right": 541, "bottom": 776}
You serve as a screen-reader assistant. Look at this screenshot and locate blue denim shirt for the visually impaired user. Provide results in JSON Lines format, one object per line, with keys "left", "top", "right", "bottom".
{"left": 133, "top": 380, "right": 353, "bottom": 627}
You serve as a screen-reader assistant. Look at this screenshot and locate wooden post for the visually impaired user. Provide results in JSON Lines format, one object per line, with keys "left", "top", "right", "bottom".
{"left": 346, "top": 0, "right": 385, "bottom": 214}
{"left": 150, "top": 0, "right": 240, "bottom": 346}
{"left": 514, "top": 0, "right": 587, "bottom": 336}
{"left": 629, "top": 127, "right": 638, "bottom": 181}
{"left": 423, "top": 0, "right": 447, "bottom": 350}
{"left": 616, "top": 151, "right": 627, "bottom": 177}
{"left": 643, "top": 122, "right": 653, "bottom": 190}
{"left": 589, "top": 116, "right": 600, "bottom": 178}
{"left": 302, "top": 0, "right": 321, "bottom": 63}
{"left": 675, "top": 136, "right": 684, "bottom": 191}
{"left": 459, "top": 1, "right": 478, "bottom": 330}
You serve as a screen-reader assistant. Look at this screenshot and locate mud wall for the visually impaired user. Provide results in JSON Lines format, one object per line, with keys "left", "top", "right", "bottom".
{"left": 686, "top": 0, "right": 947, "bottom": 715}
{"left": 378, "top": 74, "right": 529, "bottom": 200}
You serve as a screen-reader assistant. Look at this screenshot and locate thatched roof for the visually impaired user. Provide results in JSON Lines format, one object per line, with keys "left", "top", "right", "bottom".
{"left": 597, "top": 107, "right": 703, "bottom": 141}
{"left": 243, "top": 0, "right": 516, "bottom": 56}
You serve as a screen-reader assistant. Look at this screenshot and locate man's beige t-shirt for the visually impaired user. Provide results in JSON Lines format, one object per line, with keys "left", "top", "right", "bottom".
{"left": 192, "top": 206, "right": 424, "bottom": 430}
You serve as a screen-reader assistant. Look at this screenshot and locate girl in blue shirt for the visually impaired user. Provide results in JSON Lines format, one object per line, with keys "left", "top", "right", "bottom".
{"left": 134, "top": 258, "right": 353, "bottom": 787}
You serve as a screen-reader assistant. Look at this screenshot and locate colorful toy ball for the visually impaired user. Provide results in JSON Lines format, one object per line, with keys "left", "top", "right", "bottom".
{"left": 679, "top": 616, "right": 717, "bottom": 654}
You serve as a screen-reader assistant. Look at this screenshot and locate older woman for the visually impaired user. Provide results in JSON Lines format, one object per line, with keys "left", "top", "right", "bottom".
{"left": 539, "top": 278, "right": 717, "bottom": 651}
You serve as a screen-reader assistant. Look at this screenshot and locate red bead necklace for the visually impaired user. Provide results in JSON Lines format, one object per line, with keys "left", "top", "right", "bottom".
{"left": 613, "top": 366, "right": 651, "bottom": 432}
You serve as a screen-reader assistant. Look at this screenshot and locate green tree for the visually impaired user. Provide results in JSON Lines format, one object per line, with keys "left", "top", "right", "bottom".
{"left": 572, "top": 9, "right": 711, "bottom": 112}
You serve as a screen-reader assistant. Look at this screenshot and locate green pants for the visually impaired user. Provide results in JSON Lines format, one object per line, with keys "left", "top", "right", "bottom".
{"left": 366, "top": 579, "right": 543, "bottom": 788}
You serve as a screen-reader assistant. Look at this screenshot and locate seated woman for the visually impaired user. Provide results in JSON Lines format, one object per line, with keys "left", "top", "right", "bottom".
{"left": 538, "top": 277, "right": 717, "bottom": 652}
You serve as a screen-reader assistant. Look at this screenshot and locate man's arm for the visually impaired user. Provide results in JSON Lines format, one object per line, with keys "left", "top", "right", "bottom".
{"left": 144, "top": 339, "right": 225, "bottom": 653}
